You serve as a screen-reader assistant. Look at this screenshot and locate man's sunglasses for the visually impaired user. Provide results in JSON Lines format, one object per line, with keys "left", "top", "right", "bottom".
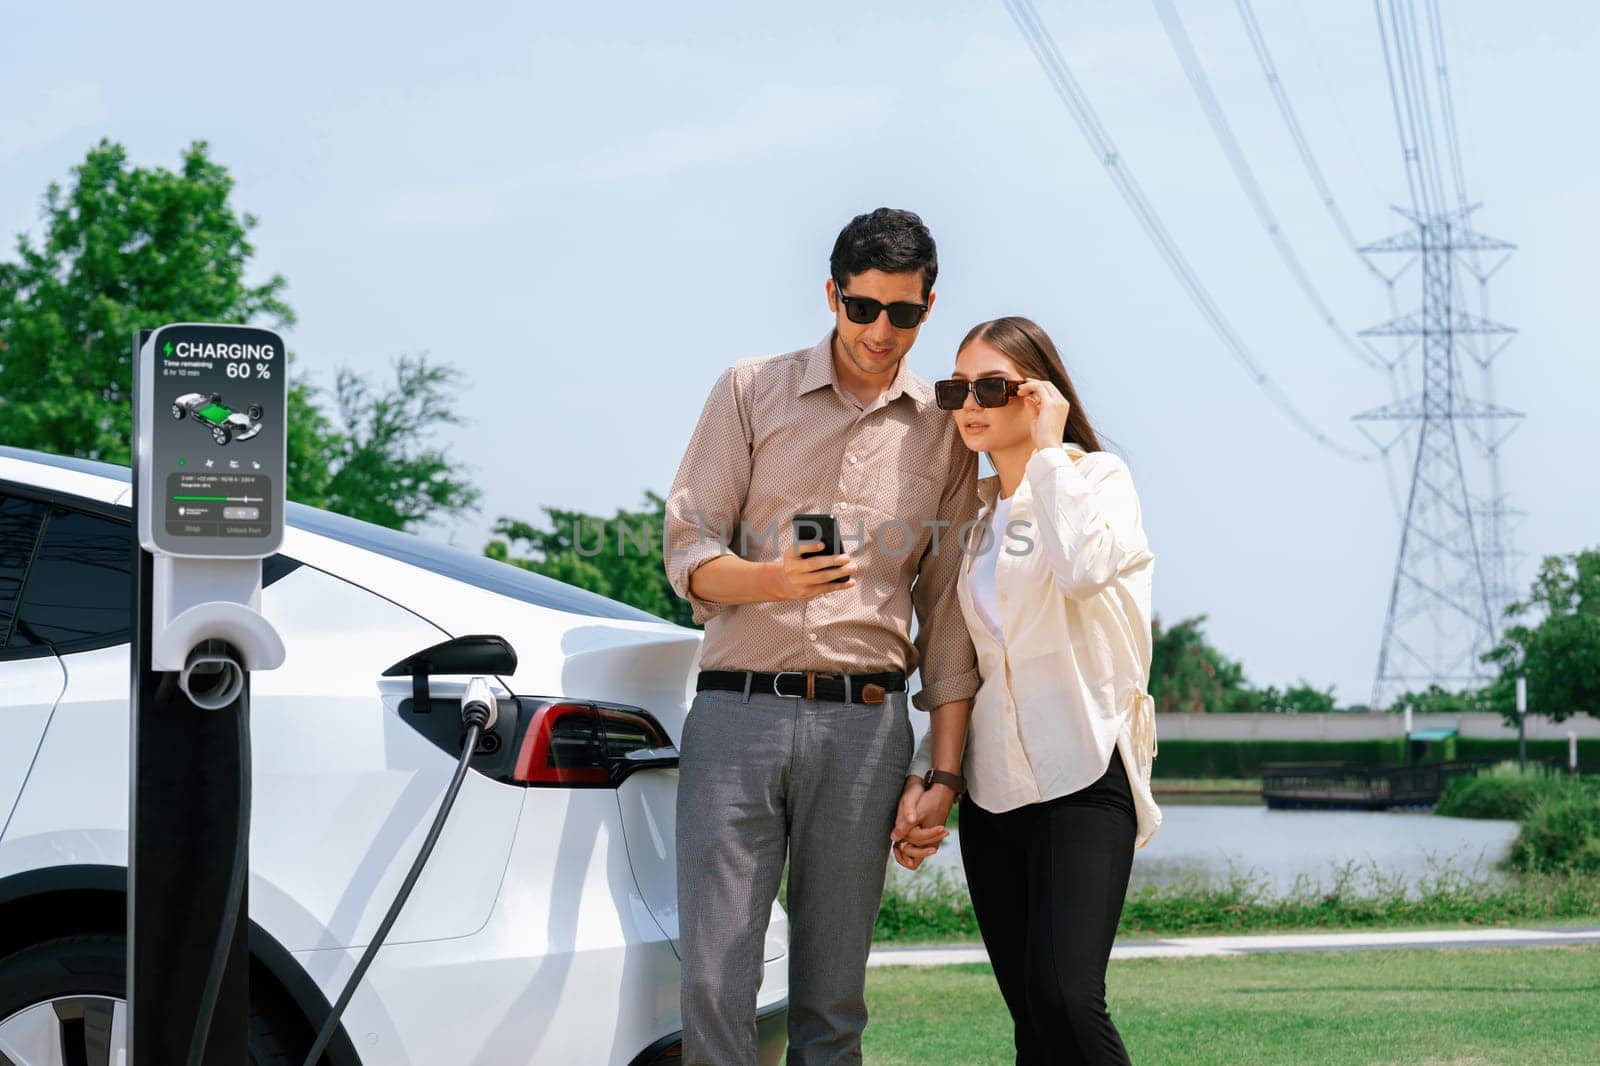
{"left": 934, "top": 378, "right": 1025, "bottom": 410}
{"left": 834, "top": 279, "right": 928, "bottom": 330}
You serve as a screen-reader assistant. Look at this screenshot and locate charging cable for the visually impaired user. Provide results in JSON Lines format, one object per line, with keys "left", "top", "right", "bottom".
{"left": 302, "top": 677, "right": 498, "bottom": 1066}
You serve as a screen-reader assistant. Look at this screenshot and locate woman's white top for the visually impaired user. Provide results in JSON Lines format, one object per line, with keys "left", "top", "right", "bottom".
{"left": 910, "top": 442, "right": 1163, "bottom": 849}
{"left": 969, "top": 492, "right": 1013, "bottom": 643}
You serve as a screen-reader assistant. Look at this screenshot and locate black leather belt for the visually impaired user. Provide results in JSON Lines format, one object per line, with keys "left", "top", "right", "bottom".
{"left": 697, "top": 669, "right": 907, "bottom": 705}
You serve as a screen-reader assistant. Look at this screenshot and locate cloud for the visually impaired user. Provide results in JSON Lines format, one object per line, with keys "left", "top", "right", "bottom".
{"left": 379, "top": 83, "right": 887, "bottom": 227}
{"left": 0, "top": 79, "right": 111, "bottom": 161}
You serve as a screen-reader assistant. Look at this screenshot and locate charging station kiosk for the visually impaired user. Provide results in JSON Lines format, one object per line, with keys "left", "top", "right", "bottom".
{"left": 130, "top": 323, "right": 288, "bottom": 1065}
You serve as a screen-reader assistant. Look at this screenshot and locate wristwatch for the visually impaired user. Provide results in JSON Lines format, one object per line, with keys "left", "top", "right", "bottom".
{"left": 922, "top": 768, "right": 966, "bottom": 796}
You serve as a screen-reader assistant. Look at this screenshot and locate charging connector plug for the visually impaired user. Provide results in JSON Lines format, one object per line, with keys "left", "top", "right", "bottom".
{"left": 460, "top": 675, "right": 497, "bottom": 732}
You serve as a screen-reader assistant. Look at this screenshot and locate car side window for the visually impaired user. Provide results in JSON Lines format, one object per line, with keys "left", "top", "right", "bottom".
{"left": 0, "top": 485, "right": 303, "bottom": 659}
{"left": 9, "top": 504, "right": 133, "bottom": 653}
{"left": 0, "top": 494, "right": 49, "bottom": 648}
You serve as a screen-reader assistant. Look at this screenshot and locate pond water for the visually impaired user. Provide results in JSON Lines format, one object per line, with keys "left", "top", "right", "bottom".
{"left": 890, "top": 802, "right": 1522, "bottom": 899}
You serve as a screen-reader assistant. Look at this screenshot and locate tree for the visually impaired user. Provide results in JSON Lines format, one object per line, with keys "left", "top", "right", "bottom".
{"left": 1385, "top": 682, "right": 1492, "bottom": 718}
{"left": 1149, "top": 613, "right": 1253, "bottom": 713}
{"left": 0, "top": 140, "right": 477, "bottom": 532}
{"left": 288, "top": 355, "right": 479, "bottom": 530}
{"left": 486, "top": 492, "right": 690, "bottom": 626}
{"left": 1150, "top": 614, "right": 1353, "bottom": 713}
{"left": 0, "top": 140, "right": 291, "bottom": 461}
{"left": 1480, "top": 546, "right": 1600, "bottom": 724}
{"left": 1254, "top": 681, "right": 1339, "bottom": 715}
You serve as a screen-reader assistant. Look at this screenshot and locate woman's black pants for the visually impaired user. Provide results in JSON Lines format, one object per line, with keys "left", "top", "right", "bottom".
{"left": 959, "top": 746, "right": 1137, "bottom": 1066}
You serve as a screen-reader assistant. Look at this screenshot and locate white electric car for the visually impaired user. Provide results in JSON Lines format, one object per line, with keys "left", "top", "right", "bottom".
{"left": 0, "top": 445, "right": 789, "bottom": 1065}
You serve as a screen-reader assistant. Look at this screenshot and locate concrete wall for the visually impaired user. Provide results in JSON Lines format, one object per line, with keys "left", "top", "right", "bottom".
{"left": 1154, "top": 711, "right": 1600, "bottom": 741}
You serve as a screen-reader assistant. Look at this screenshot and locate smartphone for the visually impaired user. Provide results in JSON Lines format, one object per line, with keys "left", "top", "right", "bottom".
{"left": 792, "top": 513, "right": 849, "bottom": 584}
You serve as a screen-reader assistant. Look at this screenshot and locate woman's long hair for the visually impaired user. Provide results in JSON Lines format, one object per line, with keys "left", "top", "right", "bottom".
{"left": 958, "top": 316, "right": 1104, "bottom": 453}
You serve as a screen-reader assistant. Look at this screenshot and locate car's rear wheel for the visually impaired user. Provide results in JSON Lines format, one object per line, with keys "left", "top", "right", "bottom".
{"left": 0, "top": 934, "right": 302, "bottom": 1065}
{"left": 247, "top": 404, "right": 264, "bottom": 421}
{"left": 171, "top": 403, "right": 186, "bottom": 419}
{"left": 212, "top": 425, "right": 232, "bottom": 445}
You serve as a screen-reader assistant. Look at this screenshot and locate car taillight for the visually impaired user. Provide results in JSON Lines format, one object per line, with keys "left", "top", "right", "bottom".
{"left": 512, "top": 699, "right": 676, "bottom": 788}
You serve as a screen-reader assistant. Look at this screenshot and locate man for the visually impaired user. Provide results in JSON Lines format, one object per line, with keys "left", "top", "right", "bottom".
{"left": 663, "top": 207, "right": 977, "bottom": 1064}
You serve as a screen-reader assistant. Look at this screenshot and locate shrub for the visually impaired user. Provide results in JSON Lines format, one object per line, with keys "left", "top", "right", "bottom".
{"left": 1505, "top": 787, "right": 1600, "bottom": 874}
{"left": 872, "top": 858, "right": 1600, "bottom": 942}
{"left": 876, "top": 868, "right": 978, "bottom": 942}
{"left": 1456, "top": 737, "right": 1600, "bottom": 765}
{"left": 1435, "top": 766, "right": 1574, "bottom": 820}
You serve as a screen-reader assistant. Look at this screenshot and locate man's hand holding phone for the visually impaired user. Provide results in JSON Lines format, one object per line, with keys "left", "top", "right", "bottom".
{"left": 770, "top": 514, "right": 856, "bottom": 600}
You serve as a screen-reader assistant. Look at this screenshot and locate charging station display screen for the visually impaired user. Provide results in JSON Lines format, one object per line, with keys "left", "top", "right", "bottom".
{"left": 138, "top": 323, "right": 288, "bottom": 557}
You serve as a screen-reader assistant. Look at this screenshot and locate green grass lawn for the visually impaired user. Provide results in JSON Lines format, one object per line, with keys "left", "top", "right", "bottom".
{"left": 863, "top": 945, "right": 1600, "bottom": 1065}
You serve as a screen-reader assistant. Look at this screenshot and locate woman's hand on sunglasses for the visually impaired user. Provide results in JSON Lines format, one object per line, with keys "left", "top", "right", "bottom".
{"left": 1020, "top": 378, "right": 1071, "bottom": 452}
{"left": 769, "top": 540, "right": 856, "bottom": 601}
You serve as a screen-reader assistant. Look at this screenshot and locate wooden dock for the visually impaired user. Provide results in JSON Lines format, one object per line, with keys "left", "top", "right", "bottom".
{"left": 1259, "top": 758, "right": 1502, "bottom": 810}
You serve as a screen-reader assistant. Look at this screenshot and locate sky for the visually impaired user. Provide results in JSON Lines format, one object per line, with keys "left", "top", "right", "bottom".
{"left": 2, "top": 0, "right": 1595, "bottom": 706}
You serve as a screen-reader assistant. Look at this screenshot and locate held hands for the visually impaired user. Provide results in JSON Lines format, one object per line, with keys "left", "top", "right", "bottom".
{"left": 890, "top": 777, "right": 956, "bottom": 871}
{"left": 769, "top": 539, "right": 856, "bottom": 601}
{"left": 1018, "top": 378, "right": 1071, "bottom": 453}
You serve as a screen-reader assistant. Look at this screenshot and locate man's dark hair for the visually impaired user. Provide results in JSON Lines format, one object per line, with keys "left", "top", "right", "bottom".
{"left": 829, "top": 207, "right": 938, "bottom": 300}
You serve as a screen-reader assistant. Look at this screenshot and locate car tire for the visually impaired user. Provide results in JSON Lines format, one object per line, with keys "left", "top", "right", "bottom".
{"left": 0, "top": 933, "right": 306, "bottom": 1065}
{"left": 171, "top": 403, "right": 186, "bottom": 420}
{"left": 247, "top": 405, "right": 264, "bottom": 421}
{"left": 213, "top": 426, "right": 232, "bottom": 445}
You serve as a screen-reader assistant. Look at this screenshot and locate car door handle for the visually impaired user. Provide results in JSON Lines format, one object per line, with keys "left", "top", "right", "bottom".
{"left": 619, "top": 745, "right": 680, "bottom": 770}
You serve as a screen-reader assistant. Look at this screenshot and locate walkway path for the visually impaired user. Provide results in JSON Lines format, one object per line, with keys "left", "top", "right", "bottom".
{"left": 867, "top": 925, "right": 1600, "bottom": 966}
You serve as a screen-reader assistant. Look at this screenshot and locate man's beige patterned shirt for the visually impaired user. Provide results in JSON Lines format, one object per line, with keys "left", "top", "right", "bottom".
{"left": 663, "top": 330, "right": 980, "bottom": 712}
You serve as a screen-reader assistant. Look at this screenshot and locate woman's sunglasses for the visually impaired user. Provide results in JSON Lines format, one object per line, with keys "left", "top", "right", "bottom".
{"left": 934, "top": 378, "right": 1024, "bottom": 410}
{"left": 834, "top": 279, "right": 929, "bottom": 330}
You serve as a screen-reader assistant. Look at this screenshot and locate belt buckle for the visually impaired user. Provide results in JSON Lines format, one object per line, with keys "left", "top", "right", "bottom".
{"left": 772, "top": 671, "right": 805, "bottom": 698}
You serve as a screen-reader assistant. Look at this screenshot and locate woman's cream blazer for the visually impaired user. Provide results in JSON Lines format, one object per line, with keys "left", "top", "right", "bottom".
{"left": 910, "top": 441, "right": 1162, "bottom": 848}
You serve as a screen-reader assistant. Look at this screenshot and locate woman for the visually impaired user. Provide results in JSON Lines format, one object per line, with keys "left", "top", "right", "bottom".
{"left": 891, "top": 316, "right": 1161, "bottom": 1065}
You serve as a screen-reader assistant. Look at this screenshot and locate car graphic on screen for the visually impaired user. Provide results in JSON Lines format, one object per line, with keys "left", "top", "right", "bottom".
{"left": 170, "top": 392, "right": 264, "bottom": 445}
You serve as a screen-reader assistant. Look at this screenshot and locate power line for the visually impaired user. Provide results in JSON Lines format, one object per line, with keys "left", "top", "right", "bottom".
{"left": 1152, "top": 0, "right": 1386, "bottom": 372}
{"left": 1374, "top": 0, "right": 1429, "bottom": 218}
{"left": 1001, "top": 0, "right": 1379, "bottom": 463}
{"left": 1384, "top": 0, "right": 1450, "bottom": 217}
{"left": 1231, "top": 0, "right": 1420, "bottom": 515}
{"left": 1235, "top": 0, "right": 1407, "bottom": 306}
{"left": 1423, "top": 0, "right": 1470, "bottom": 211}
{"left": 1234, "top": 0, "right": 1369, "bottom": 255}
{"left": 1405, "top": 0, "right": 1451, "bottom": 212}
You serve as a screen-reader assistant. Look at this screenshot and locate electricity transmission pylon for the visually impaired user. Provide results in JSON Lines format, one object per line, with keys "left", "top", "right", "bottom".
{"left": 1356, "top": 206, "right": 1521, "bottom": 710}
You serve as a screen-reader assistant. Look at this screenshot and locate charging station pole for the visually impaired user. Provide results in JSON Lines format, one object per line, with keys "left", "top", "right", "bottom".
{"left": 130, "top": 323, "right": 288, "bottom": 1065}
